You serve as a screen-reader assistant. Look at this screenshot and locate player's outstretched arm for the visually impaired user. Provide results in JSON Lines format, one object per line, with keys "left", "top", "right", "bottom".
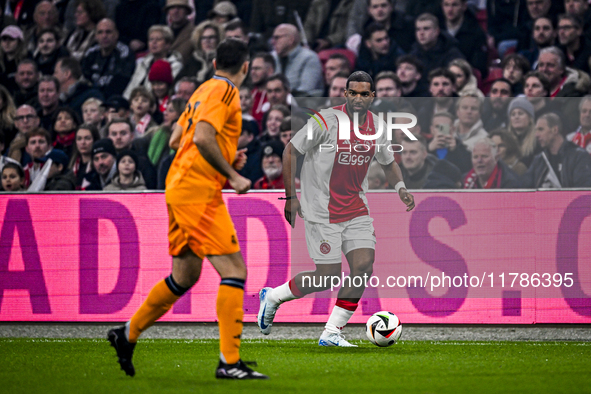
{"left": 169, "top": 123, "right": 183, "bottom": 150}
{"left": 283, "top": 142, "right": 303, "bottom": 227}
{"left": 193, "top": 121, "right": 251, "bottom": 194}
{"left": 382, "top": 161, "right": 415, "bottom": 212}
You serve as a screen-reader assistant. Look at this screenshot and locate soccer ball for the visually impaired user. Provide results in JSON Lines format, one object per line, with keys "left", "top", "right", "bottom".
{"left": 366, "top": 311, "right": 402, "bottom": 347}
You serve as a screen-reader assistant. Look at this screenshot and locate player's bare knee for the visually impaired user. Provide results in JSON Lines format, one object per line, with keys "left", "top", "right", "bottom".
{"left": 352, "top": 259, "right": 374, "bottom": 277}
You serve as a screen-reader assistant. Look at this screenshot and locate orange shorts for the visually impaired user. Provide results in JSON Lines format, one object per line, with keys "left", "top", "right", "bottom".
{"left": 167, "top": 198, "right": 240, "bottom": 259}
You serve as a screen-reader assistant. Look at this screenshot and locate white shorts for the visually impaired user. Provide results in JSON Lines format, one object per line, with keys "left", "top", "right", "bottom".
{"left": 304, "top": 215, "right": 376, "bottom": 265}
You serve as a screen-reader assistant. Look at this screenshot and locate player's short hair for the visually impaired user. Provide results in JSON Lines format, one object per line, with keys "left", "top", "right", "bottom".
{"left": 428, "top": 67, "right": 456, "bottom": 85}
{"left": 26, "top": 128, "right": 51, "bottom": 145}
{"left": 416, "top": 13, "right": 439, "bottom": 29}
{"left": 538, "top": 112, "right": 562, "bottom": 133}
{"left": 57, "top": 56, "right": 82, "bottom": 80}
{"left": 346, "top": 71, "right": 375, "bottom": 92}
{"left": 375, "top": 71, "right": 401, "bottom": 89}
{"left": 215, "top": 38, "right": 250, "bottom": 74}
{"left": 395, "top": 55, "right": 424, "bottom": 75}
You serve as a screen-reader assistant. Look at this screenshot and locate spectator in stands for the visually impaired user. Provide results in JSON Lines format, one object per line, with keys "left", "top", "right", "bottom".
{"left": 501, "top": 53, "right": 531, "bottom": 95}
{"left": 23, "top": 1, "right": 59, "bottom": 54}
{"left": 409, "top": 13, "right": 464, "bottom": 77}
{"left": 22, "top": 127, "right": 51, "bottom": 187}
{"left": 356, "top": 22, "right": 403, "bottom": 78}
{"left": 54, "top": 56, "right": 103, "bottom": 117}
{"left": 271, "top": 23, "right": 324, "bottom": 96}
{"left": 206, "top": 1, "right": 238, "bottom": 25}
{"left": 13, "top": 59, "right": 39, "bottom": 106}
{"left": 237, "top": 123, "right": 264, "bottom": 184}
{"left": 400, "top": 135, "right": 438, "bottom": 189}
{"left": 448, "top": 58, "right": 483, "bottom": 97}
{"left": 396, "top": 55, "right": 428, "bottom": 97}
{"left": 51, "top": 107, "right": 80, "bottom": 157}
{"left": 557, "top": 14, "right": 591, "bottom": 74}
{"left": 84, "top": 137, "right": 117, "bottom": 190}
{"left": 507, "top": 97, "right": 539, "bottom": 166}
{"left": 36, "top": 75, "right": 60, "bottom": 130}
{"left": 175, "top": 22, "right": 221, "bottom": 84}
{"left": 164, "top": 0, "right": 194, "bottom": 67}
{"left": 375, "top": 71, "right": 402, "bottom": 98}
{"left": 423, "top": 158, "right": 463, "bottom": 188}
{"left": 489, "top": 128, "right": 528, "bottom": 175}
{"left": 482, "top": 78, "right": 512, "bottom": 131}
{"left": 174, "top": 77, "right": 198, "bottom": 101}
{"left": 81, "top": 18, "right": 136, "bottom": 99}
{"left": 32, "top": 28, "right": 69, "bottom": 76}
{"left": 565, "top": 0, "right": 591, "bottom": 40}
{"left": 261, "top": 104, "right": 290, "bottom": 143}
{"left": 128, "top": 86, "right": 157, "bottom": 138}
{"left": 134, "top": 97, "right": 185, "bottom": 169}
{"left": 100, "top": 95, "right": 130, "bottom": 128}
{"left": 279, "top": 116, "right": 302, "bottom": 147}
{"left": 323, "top": 53, "right": 352, "bottom": 87}
{"left": 441, "top": 0, "right": 488, "bottom": 78}
{"left": 517, "top": 0, "right": 559, "bottom": 52}
{"left": 0, "top": 25, "right": 26, "bottom": 91}
{"left": 123, "top": 26, "right": 182, "bottom": 99}
{"left": 64, "top": 0, "right": 105, "bottom": 61}
{"left": 0, "top": 131, "right": 18, "bottom": 170}
{"left": 265, "top": 74, "right": 291, "bottom": 110}
{"left": 106, "top": 117, "right": 156, "bottom": 188}
{"left": 304, "top": 0, "right": 354, "bottom": 50}
{"left": 103, "top": 150, "right": 147, "bottom": 190}
{"left": 36, "top": 148, "right": 76, "bottom": 190}
{"left": 538, "top": 46, "right": 591, "bottom": 97}
{"left": 4, "top": 0, "right": 41, "bottom": 29}
{"left": 428, "top": 111, "right": 472, "bottom": 173}
{"left": 114, "top": 0, "right": 161, "bottom": 53}
{"left": 463, "top": 137, "right": 521, "bottom": 188}
{"left": 486, "top": 0, "right": 529, "bottom": 58}
{"left": 1, "top": 162, "right": 25, "bottom": 191}
{"left": 519, "top": 16, "right": 556, "bottom": 68}
{"left": 0, "top": 86, "right": 17, "bottom": 150}
{"left": 249, "top": 0, "right": 312, "bottom": 39}
{"left": 566, "top": 95, "right": 591, "bottom": 154}
{"left": 522, "top": 112, "right": 591, "bottom": 187}
{"left": 239, "top": 86, "right": 260, "bottom": 137}
{"left": 455, "top": 92, "right": 487, "bottom": 151}
{"left": 147, "top": 60, "right": 174, "bottom": 121}
{"left": 7, "top": 104, "right": 40, "bottom": 163}
{"left": 225, "top": 19, "right": 269, "bottom": 55}
{"left": 523, "top": 71, "right": 553, "bottom": 118}
{"left": 328, "top": 71, "right": 348, "bottom": 100}
{"left": 254, "top": 140, "right": 285, "bottom": 189}
{"left": 81, "top": 97, "right": 104, "bottom": 129}
{"left": 249, "top": 52, "right": 275, "bottom": 127}
{"left": 68, "top": 123, "right": 100, "bottom": 189}
{"left": 417, "top": 68, "right": 457, "bottom": 132}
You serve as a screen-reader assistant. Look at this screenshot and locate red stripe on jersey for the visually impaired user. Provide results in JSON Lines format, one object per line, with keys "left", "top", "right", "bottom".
{"left": 327, "top": 104, "right": 376, "bottom": 223}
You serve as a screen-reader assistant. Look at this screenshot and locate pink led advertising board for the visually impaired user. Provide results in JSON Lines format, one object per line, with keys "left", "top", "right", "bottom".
{"left": 1, "top": 191, "right": 590, "bottom": 323}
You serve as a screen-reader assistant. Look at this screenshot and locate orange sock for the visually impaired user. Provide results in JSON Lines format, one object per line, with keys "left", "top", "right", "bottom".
{"left": 217, "top": 278, "right": 245, "bottom": 364}
{"left": 128, "top": 279, "right": 180, "bottom": 343}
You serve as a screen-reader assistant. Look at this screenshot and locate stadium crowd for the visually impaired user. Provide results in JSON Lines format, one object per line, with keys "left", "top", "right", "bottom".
{"left": 1, "top": 0, "right": 591, "bottom": 192}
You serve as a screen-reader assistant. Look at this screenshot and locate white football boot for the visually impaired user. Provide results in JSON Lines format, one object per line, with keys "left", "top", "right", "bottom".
{"left": 257, "top": 287, "right": 279, "bottom": 335}
{"left": 318, "top": 330, "right": 358, "bottom": 347}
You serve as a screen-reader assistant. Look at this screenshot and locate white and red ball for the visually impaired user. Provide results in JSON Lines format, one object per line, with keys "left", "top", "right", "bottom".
{"left": 366, "top": 311, "right": 402, "bottom": 347}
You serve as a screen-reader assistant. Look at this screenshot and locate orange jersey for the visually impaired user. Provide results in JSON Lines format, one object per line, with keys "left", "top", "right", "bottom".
{"left": 165, "top": 76, "right": 242, "bottom": 204}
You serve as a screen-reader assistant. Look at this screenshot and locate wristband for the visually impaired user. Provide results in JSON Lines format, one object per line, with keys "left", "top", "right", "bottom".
{"left": 279, "top": 196, "right": 297, "bottom": 200}
{"left": 394, "top": 181, "right": 406, "bottom": 193}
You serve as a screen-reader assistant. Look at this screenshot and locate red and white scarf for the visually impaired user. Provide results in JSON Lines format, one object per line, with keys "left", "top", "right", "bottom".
{"left": 463, "top": 164, "right": 502, "bottom": 189}
{"left": 571, "top": 128, "right": 591, "bottom": 151}
{"left": 135, "top": 114, "right": 152, "bottom": 136}
{"left": 158, "top": 95, "right": 169, "bottom": 114}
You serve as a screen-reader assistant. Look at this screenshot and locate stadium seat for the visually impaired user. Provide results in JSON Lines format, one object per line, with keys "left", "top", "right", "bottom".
{"left": 317, "top": 48, "right": 357, "bottom": 73}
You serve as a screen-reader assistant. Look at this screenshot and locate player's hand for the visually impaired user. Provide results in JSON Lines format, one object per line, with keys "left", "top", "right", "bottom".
{"left": 229, "top": 173, "right": 251, "bottom": 194}
{"left": 285, "top": 198, "right": 303, "bottom": 228}
{"left": 399, "top": 189, "right": 415, "bottom": 211}
{"left": 233, "top": 148, "right": 247, "bottom": 171}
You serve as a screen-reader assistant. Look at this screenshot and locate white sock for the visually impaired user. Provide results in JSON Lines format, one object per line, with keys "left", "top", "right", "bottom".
{"left": 325, "top": 306, "right": 354, "bottom": 334}
{"left": 267, "top": 282, "right": 298, "bottom": 304}
{"left": 124, "top": 321, "right": 131, "bottom": 341}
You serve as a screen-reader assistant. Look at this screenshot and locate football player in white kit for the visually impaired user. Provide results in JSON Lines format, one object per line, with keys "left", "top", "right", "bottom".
{"left": 257, "top": 71, "right": 415, "bottom": 346}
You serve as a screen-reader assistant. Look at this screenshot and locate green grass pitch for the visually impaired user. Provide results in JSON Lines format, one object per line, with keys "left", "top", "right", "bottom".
{"left": 1, "top": 338, "right": 590, "bottom": 393}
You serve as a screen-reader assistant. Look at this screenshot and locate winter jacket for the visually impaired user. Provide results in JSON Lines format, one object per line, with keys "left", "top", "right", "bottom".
{"left": 409, "top": 33, "right": 465, "bottom": 77}
{"left": 456, "top": 119, "right": 488, "bottom": 152}
{"left": 273, "top": 45, "right": 324, "bottom": 96}
{"left": 355, "top": 40, "right": 404, "bottom": 78}
{"left": 521, "top": 140, "right": 591, "bottom": 188}
{"left": 59, "top": 78, "right": 104, "bottom": 118}
{"left": 65, "top": 28, "right": 96, "bottom": 61}
{"left": 81, "top": 42, "right": 136, "bottom": 99}
{"left": 304, "top": 0, "right": 355, "bottom": 47}
{"left": 400, "top": 154, "right": 439, "bottom": 190}
{"left": 44, "top": 171, "right": 77, "bottom": 191}
{"left": 114, "top": 0, "right": 162, "bottom": 47}
{"left": 103, "top": 173, "right": 147, "bottom": 191}
{"left": 171, "top": 21, "right": 194, "bottom": 68}
{"left": 449, "top": 10, "right": 489, "bottom": 78}
{"left": 175, "top": 50, "right": 213, "bottom": 84}
{"left": 123, "top": 52, "right": 184, "bottom": 99}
